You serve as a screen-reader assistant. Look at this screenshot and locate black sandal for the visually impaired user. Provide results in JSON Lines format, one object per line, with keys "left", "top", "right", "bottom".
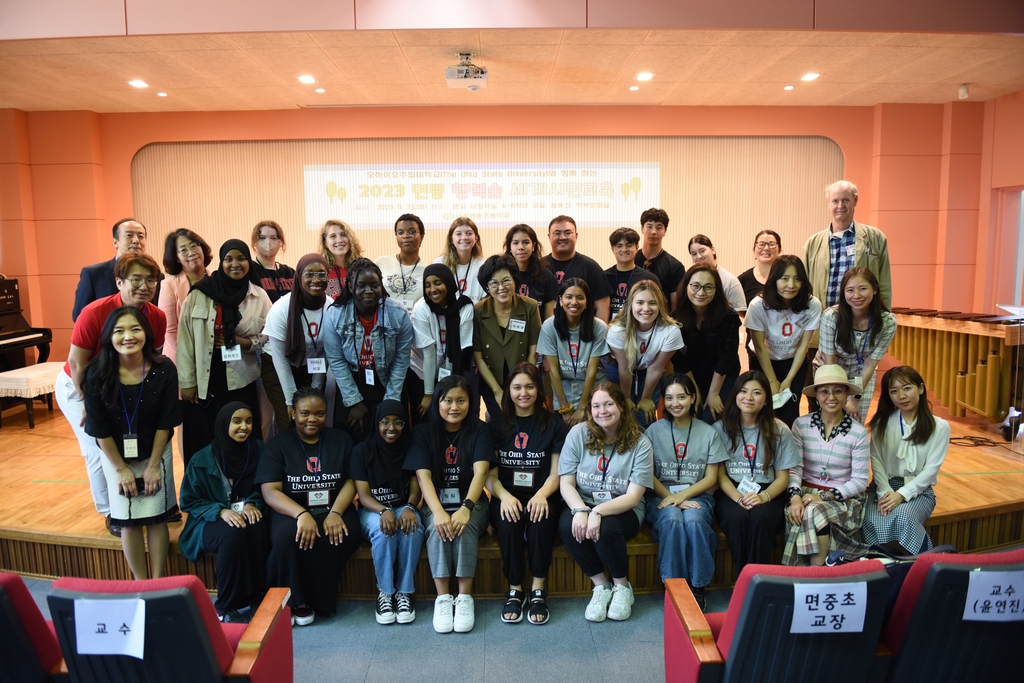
{"left": 528, "top": 589, "right": 549, "bottom": 625}
{"left": 501, "top": 589, "right": 525, "bottom": 623}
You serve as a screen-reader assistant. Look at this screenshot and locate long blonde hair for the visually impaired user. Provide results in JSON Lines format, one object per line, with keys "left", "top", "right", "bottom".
{"left": 610, "top": 280, "right": 679, "bottom": 375}
{"left": 583, "top": 382, "right": 643, "bottom": 455}
{"left": 441, "top": 217, "right": 483, "bottom": 270}
{"left": 319, "top": 219, "right": 364, "bottom": 269}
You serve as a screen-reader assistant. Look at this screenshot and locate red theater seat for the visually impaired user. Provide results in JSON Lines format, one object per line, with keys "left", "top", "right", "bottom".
{"left": 0, "top": 572, "right": 66, "bottom": 683}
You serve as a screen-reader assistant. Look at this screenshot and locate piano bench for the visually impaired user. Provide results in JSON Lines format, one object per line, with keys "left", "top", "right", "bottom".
{"left": 0, "top": 361, "right": 63, "bottom": 429}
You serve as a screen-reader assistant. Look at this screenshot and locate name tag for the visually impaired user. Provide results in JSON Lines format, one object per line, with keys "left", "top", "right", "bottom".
{"left": 737, "top": 477, "right": 761, "bottom": 495}
{"left": 512, "top": 471, "right": 534, "bottom": 488}
{"left": 845, "top": 244, "right": 856, "bottom": 257}
{"left": 230, "top": 501, "right": 245, "bottom": 514}
{"left": 592, "top": 490, "right": 613, "bottom": 502}
{"left": 668, "top": 484, "right": 687, "bottom": 494}
{"left": 440, "top": 488, "right": 460, "bottom": 505}
{"left": 122, "top": 435, "right": 139, "bottom": 459}
{"left": 221, "top": 345, "right": 242, "bottom": 362}
{"left": 307, "top": 490, "right": 331, "bottom": 507}
{"left": 365, "top": 368, "right": 375, "bottom": 385}
{"left": 508, "top": 318, "right": 526, "bottom": 333}
{"left": 307, "top": 358, "right": 326, "bottom": 374}
{"left": 400, "top": 299, "right": 415, "bottom": 314}
{"left": 570, "top": 381, "right": 582, "bottom": 399}
{"left": 437, "top": 366, "right": 452, "bottom": 379}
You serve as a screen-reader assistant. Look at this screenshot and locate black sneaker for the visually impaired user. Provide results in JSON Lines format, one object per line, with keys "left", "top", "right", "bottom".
{"left": 375, "top": 591, "right": 396, "bottom": 625}
{"left": 395, "top": 593, "right": 416, "bottom": 624}
{"left": 218, "top": 609, "right": 250, "bottom": 624}
{"left": 691, "top": 586, "right": 707, "bottom": 612}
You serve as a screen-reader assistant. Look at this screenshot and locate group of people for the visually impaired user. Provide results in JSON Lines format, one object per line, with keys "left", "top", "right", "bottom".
{"left": 59, "top": 178, "right": 948, "bottom": 632}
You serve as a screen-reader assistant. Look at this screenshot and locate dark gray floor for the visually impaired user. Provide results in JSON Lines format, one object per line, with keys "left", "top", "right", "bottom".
{"left": 24, "top": 577, "right": 732, "bottom": 683}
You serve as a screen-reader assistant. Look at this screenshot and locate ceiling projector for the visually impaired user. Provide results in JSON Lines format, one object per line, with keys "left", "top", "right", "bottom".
{"left": 446, "top": 53, "right": 487, "bottom": 91}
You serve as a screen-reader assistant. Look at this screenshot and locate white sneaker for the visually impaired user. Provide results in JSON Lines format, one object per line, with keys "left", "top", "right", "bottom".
{"left": 433, "top": 594, "right": 454, "bottom": 633}
{"left": 607, "top": 582, "right": 634, "bottom": 621}
{"left": 585, "top": 584, "right": 613, "bottom": 622}
{"left": 453, "top": 594, "right": 475, "bottom": 633}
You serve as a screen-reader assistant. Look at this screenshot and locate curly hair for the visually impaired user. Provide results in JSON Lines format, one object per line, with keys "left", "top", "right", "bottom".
{"left": 319, "top": 219, "right": 364, "bottom": 269}
{"left": 583, "top": 381, "right": 643, "bottom": 456}
{"left": 336, "top": 257, "right": 386, "bottom": 307}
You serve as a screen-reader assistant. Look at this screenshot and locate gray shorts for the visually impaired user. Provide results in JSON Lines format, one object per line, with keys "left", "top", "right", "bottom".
{"left": 422, "top": 499, "right": 489, "bottom": 579}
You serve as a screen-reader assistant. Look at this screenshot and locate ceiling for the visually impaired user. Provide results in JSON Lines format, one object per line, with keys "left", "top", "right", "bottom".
{"left": 0, "top": 28, "right": 1022, "bottom": 112}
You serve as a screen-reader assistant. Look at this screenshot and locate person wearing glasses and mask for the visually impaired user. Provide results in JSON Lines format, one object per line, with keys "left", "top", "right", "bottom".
{"left": 249, "top": 220, "right": 294, "bottom": 304}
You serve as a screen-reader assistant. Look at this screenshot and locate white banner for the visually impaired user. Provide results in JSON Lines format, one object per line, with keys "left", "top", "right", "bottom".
{"left": 303, "top": 162, "right": 660, "bottom": 230}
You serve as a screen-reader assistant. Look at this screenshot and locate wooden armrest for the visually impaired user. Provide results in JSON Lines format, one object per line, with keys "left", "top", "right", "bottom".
{"left": 225, "top": 587, "right": 291, "bottom": 678}
{"left": 50, "top": 658, "right": 70, "bottom": 681}
{"left": 666, "top": 578, "right": 724, "bottom": 667}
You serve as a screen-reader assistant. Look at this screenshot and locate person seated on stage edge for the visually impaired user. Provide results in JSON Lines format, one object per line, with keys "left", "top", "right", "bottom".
{"left": 256, "top": 386, "right": 360, "bottom": 627}
{"left": 537, "top": 277, "right": 609, "bottom": 427}
{"left": 864, "top": 365, "right": 950, "bottom": 555}
{"left": 177, "top": 239, "right": 271, "bottom": 471}
{"left": 265, "top": 254, "right": 333, "bottom": 431}
{"left": 559, "top": 381, "right": 654, "bottom": 623}
{"left": 408, "top": 263, "right": 475, "bottom": 427}
{"left": 504, "top": 223, "right": 557, "bottom": 319}
{"left": 320, "top": 219, "right": 363, "bottom": 301}
{"left": 744, "top": 254, "right": 822, "bottom": 427}
{"left": 405, "top": 375, "right": 495, "bottom": 634}
{"left": 158, "top": 227, "right": 212, "bottom": 366}
{"left": 712, "top": 371, "right": 800, "bottom": 572}
{"left": 351, "top": 400, "right": 424, "bottom": 626}
{"left": 486, "top": 362, "right": 568, "bottom": 625}
{"left": 606, "top": 279, "right": 684, "bottom": 428}
{"left": 644, "top": 374, "right": 730, "bottom": 612}
{"left": 435, "top": 216, "right": 487, "bottom": 303}
{"left": 322, "top": 258, "right": 413, "bottom": 445}
{"left": 83, "top": 306, "right": 181, "bottom": 579}
{"left": 473, "top": 254, "right": 542, "bottom": 420}
{"left": 59, "top": 252, "right": 167, "bottom": 538}
{"left": 784, "top": 365, "right": 870, "bottom": 566}
{"left": 178, "top": 402, "right": 268, "bottom": 623}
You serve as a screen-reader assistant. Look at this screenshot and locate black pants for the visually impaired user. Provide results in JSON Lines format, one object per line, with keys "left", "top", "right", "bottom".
{"left": 265, "top": 507, "right": 361, "bottom": 614}
{"left": 558, "top": 507, "right": 640, "bottom": 580}
{"left": 181, "top": 361, "right": 262, "bottom": 472}
{"left": 714, "top": 485, "right": 786, "bottom": 571}
{"left": 333, "top": 374, "right": 386, "bottom": 446}
{"left": 202, "top": 517, "right": 271, "bottom": 612}
{"left": 747, "top": 352, "right": 808, "bottom": 427}
{"left": 491, "top": 495, "right": 559, "bottom": 586}
{"left": 402, "top": 369, "right": 426, "bottom": 429}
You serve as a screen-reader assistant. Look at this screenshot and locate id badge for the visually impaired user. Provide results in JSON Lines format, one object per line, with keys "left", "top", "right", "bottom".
{"left": 122, "top": 435, "right": 139, "bottom": 459}
{"left": 508, "top": 318, "right": 526, "bottom": 333}
{"left": 437, "top": 366, "right": 452, "bottom": 380}
{"left": 401, "top": 299, "right": 415, "bottom": 314}
{"left": 512, "top": 471, "right": 534, "bottom": 488}
{"left": 845, "top": 244, "right": 856, "bottom": 257}
{"left": 570, "top": 382, "right": 582, "bottom": 400}
{"left": 668, "top": 484, "right": 687, "bottom": 494}
{"left": 440, "top": 488, "right": 460, "bottom": 505}
{"left": 230, "top": 501, "right": 245, "bottom": 514}
{"left": 307, "top": 357, "right": 326, "bottom": 374}
{"left": 737, "top": 477, "right": 761, "bottom": 495}
{"left": 365, "top": 368, "right": 375, "bottom": 385}
{"left": 307, "top": 490, "right": 331, "bottom": 507}
{"left": 221, "top": 345, "right": 242, "bottom": 362}
{"left": 592, "top": 490, "right": 613, "bottom": 502}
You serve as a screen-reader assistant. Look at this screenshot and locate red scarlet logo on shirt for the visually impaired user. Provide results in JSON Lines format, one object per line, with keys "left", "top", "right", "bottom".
{"left": 555, "top": 271, "right": 565, "bottom": 284}
{"left": 569, "top": 342, "right": 579, "bottom": 360}
{"left": 639, "top": 340, "right": 648, "bottom": 355}
{"left": 307, "top": 457, "right": 321, "bottom": 473}
{"left": 781, "top": 322, "right": 793, "bottom": 337}
{"left": 445, "top": 445, "right": 458, "bottom": 465}
{"left": 439, "top": 329, "right": 447, "bottom": 346}
{"left": 743, "top": 444, "right": 757, "bottom": 461}
{"left": 598, "top": 456, "right": 610, "bottom": 472}
{"left": 307, "top": 321, "right": 319, "bottom": 337}
{"left": 617, "top": 283, "right": 627, "bottom": 297}
{"left": 458, "top": 278, "right": 467, "bottom": 292}
{"left": 514, "top": 432, "right": 529, "bottom": 450}
{"left": 518, "top": 284, "right": 528, "bottom": 297}
{"left": 675, "top": 443, "right": 687, "bottom": 460}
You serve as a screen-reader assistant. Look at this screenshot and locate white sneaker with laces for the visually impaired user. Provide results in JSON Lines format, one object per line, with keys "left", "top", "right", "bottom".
{"left": 453, "top": 594, "right": 475, "bottom": 633}
{"left": 585, "top": 584, "right": 613, "bottom": 622}
{"left": 607, "top": 582, "right": 634, "bottom": 621}
{"left": 433, "top": 594, "right": 455, "bottom": 633}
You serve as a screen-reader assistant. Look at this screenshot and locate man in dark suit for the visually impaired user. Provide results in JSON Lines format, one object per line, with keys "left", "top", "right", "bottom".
{"left": 72, "top": 218, "right": 154, "bottom": 321}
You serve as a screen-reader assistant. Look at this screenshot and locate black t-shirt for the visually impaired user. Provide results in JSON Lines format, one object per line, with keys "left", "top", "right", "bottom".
{"left": 350, "top": 440, "right": 412, "bottom": 508}
{"left": 635, "top": 249, "right": 686, "bottom": 302}
{"left": 405, "top": 419, "right": 496, "bottom": 509}
{"left": 604, "top": 266, "right": 661, "bottom": 319}
{"left": 542, "top": 252, "right": 612, "bottom": 301}
{"left": 737, "top": 268, "right": 764, "bottom": 306}
{"left": 255, "top": 427, "right": 353, "bottom": 509}
{"left": 517, "top": 266, "right": 558, "bottom": 308}
{"left": 249, "top": 261, "right": 295, "bottom": 304}
{"left": 491, "top": 413, "right": 568, "bottom": 500}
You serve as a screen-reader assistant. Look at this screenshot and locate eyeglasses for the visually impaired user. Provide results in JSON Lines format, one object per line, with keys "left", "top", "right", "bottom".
{"left": 177, "top": 242, "right": 201, "bottom": 256}
{"left": 488, "top": 278, "right": 514, "bottom": 291}
{"left": 303, "top": 272, "right": 329, "bottom": 281}
{"left": 816, "top": 388, "right": 848, "bottom": 397}
{"left": 257, "top": 236, "right": 281, "bottom": 244}
{"left": 127, "top": 277, "right": 157, "bottom": 289}
{"left": 688, "top": 282, "right": 716, "bottom": 294}
{"left": 379, "top": 419, "right": 405, "bottom": 429}
{"left": 755, "top": 241, "right": 779, "bottom": 250}
{"left": 550, "top": 230, "right": 575, "bottom": 239}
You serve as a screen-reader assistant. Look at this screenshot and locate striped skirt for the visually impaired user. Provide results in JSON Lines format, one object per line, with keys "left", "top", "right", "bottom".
{"left": 862, "top": 477, "right": 935, "bottom": 554}
{"left": 782, "top": 486, "right": 867, "bottom": 565}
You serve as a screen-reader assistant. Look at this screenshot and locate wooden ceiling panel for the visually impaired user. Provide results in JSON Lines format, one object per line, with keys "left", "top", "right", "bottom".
{"left": 642, "top": 30, "right": 732, "bottom": 46}
{"left": 85, "top": 50, "right": 219, "bottom": 89}
{"left": 224, "top": 33, "right": 320, "bottom": 49}
{"left": 0, "top": 39, "right": 94, "bottom": 56}
{"left": 617, "top": 45, "right": 717, "bottom": 83}
{"left": 800, "top": 31, "right": 892, "bottom": 47}
{"left": 394, "top": 29, "right": 481, "bottom": 47}
{"left": 542, "top": 81, "right": 611, "bottom": 102}
{"left": 881, "top": 48, "right": 1008, "bottom": 85}
{"left": 602, "top": 81, "right": 675, "bottom": 103}
{"left": 720, "top": 31, "right": 812, "bottom": 46}
{"left": 828, "top": 46, "right": 935, "bottom": 82}
{"left": 481, "top": 82, "right": 547, "bottom": 102}
{"left": 308, "top": 31, "right": 400, "bottom": 47}
{"left": 139, "top": 34, "right": 237, "bottom": 51}
{"left": 478, "top": 44, "right": 558, "bottom": 82}
{"left": 479, "top": 29, "right": 563, "bottom": 45}
{"left": 244, "top": 47, "right": 348, "bottom": 84}
{"left": 549, "top": 44, "right": 638, "bottom": 83}
{"left": 750, "top": 45, "right": 859, "bottom": 82}
{"left": 399, "top": 45, "right": 469, "bottom": 82}
{"left": 317, "top": 46, "right": 417, "bottom": 84}
{"left": 352, "top": 83, "right": 426, "bottom": 103}
{"left": 949, "top": 51, "right": 1024, "bottom": 86}
{"left": 660, "top": 81, "right": 738, "bottom": 105}
{"left": 296, "top": 83, "right": 369, "bottom": 104}
{"left": 561, "top": 29, "right": 648, "bottom": 45}
{"left": 418, "top": 82, "right": 489, "bottom": 103}
{"left": 682, "top": 45, "right": 796, "bottom": 83}
{"left": 164, "top": 49, "right": 279, "bottom": 87}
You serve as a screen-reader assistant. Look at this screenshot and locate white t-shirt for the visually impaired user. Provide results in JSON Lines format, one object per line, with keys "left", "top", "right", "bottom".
{"left": 264, "top": 294, "right": 332, "bottom": 405}
{"left": 744, "top": 295, "right": 822, "bottom": 361}
{"left": 409, "top": 297, "right": 475, "bottom": 380}
{"left": 375, "top": 255, "right": 424, "bottom": 316}
{"left": 717, "top": 266, "right": 747, "bottom": 313}
{"left": 536, "top": 317, "right": 609, "bottom": 409}
{"left": 432, "top": 256, "right": 486, "bottom": 303}
{"left": 606, "top": 321, "right": 685, "bottom": 372}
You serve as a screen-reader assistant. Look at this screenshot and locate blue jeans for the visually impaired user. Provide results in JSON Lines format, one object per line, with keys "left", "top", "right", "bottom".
{"left": 358, "top": 507, "right": 425, "bottom": 595}
{"left": 602, "top": 359, "right": 661, "bottom": 428}
{"left": 644, "top": 492, "right": 717, "bottom": 587}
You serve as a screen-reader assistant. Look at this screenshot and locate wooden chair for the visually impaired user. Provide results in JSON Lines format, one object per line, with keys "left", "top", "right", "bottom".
{"left": 665, "top": 562, "right": 891, "bottom": 683}
{"left": 881, "top": 547, "right": 1024, "bottom": 682}
{"left": 0, "top": 572, "right": 66, "bottom": 683}
{"left": 46, "top": 575, "right": 292, "bottom": 683}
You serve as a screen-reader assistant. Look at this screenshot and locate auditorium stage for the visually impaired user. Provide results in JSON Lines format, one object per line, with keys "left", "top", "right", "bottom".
{"left": 2, "top": 395, "right": 1022, "bottom": 597}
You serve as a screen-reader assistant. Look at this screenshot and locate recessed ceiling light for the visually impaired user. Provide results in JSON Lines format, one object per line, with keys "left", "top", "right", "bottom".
{"left": 636, "top": 72, "right": 654, "bottom": 81}
{"left": 800, "top": 73, "right": 820, "bottom": 81}
{"left": 315, "top": 88, "right": 325, "bottom": 93}
{"left": 128, "top": 80, "right": 148, "bottom": 88}
{"left": 298, "top": 75, "right": 316, "bottom": 84}
{"left": 784, "top": 85, "right": 795, "bottom": 91}
{"left": 629, "top": 86, "right": 640, "bottom": 91}
{"left": 157, "top": 92, "right": 167, "bottom": 97}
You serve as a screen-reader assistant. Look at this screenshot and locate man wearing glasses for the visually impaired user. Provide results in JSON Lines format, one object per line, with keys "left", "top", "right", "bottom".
{"left": 542, "top": 215, "right": 613, "bottom": 322}
{"left": 635, "top": 208, "right": 686, "bottom": 309}
{"left": 72, "top": 218, "right": 163, "bottom": 321}
{"left": 57, "top": 253, "right": 168, "bottom": 537}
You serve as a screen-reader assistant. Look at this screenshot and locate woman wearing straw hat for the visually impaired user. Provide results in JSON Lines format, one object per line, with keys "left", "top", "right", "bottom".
{"left": 783, "top": 364, "right": 870, "bottom": 566}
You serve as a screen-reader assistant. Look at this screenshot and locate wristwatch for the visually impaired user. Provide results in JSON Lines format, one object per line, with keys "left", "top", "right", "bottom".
{"left": 460, "top": 498, "right": 475, "bottom": 511}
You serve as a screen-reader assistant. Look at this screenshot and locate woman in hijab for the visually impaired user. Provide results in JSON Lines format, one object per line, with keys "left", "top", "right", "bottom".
{"left": 178, "top": 239, "right": 272, "bottom": 469}
{"left": 178, "top": 402, "right": 268, "bottom": 623}
{"left": 264, "top": 254, "right": 334, "bottom": 429}
{"left": 352, "top": 399, "right": 424, "bottom": 625}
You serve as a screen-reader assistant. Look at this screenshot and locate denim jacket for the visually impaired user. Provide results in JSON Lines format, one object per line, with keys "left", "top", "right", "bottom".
{"left": 324, "top": 297, "right": 414, "bottom": 407}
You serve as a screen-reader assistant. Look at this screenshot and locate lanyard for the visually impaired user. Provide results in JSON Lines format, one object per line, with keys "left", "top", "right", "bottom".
{"left": 457, "top": 262, "right": 470, "bottom": 295}
{"left": 744, "top": 427, "right": 761, "bottom": 477}
{"left": 854, "top": 317, "right": 873, "bottom": 367}
{"left": 617, "top": 269, "right": 636, "bottom": 298}
{"left": 899, "top": 414, "right": 906, "bottom": 436}
{"left": 302, "top": 308, "right": 325, "bottom": 354}
{"left": 219, "top": 440, "right": 252, "bottom": 500}
{"left": 599, "top": 444, "right": 614, "bottom": 488}
{"left": 119, "top": 361, "right": 147, "bottom": 435}
{"left": 567, "top": 327, "right": 582, "bottom": 380}
{"left": 397, "top": 257, "right": 420, "bottom": 295}
{"left": 301, "top": 437, "right": 323, "bottom": 486}
{"left": 554, "top": 255, "right": 577, "bottom": 283}
{"left": 669, "top": 417, "right": 693, "bottom": 460}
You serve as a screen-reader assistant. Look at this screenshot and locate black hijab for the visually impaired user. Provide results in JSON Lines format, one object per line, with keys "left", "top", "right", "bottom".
{"left": 423, "top": 263, "right": 473, "bottom": 374}
{"left": 212, "top": 401, "right": 254, "bottom": 480}
{"left": 193, "top": 239, "right": 252, "bottom": 349}
{"left": 285, "top": 253, "right": 330, "bottom": 367}
{"left": 365, "top": 399, "right": 410, "bottom": 493}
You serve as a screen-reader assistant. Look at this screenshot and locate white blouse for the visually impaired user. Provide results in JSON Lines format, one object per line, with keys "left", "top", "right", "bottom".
{"left": 870, "top": 412, "right": 950, "bottom": 501}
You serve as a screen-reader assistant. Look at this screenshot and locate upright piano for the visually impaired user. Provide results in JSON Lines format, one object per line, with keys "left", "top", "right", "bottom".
{"left": 0, "top": 279, "right": 53, "bottom": 370}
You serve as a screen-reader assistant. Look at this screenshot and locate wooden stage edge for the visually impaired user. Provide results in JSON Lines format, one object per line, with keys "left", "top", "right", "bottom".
{"left": 2, "top": 390, "right": 1023, "bottom": 598}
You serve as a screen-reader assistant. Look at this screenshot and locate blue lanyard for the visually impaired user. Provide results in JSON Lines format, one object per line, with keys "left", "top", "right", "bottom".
{"left": 398, "top": 257, "right": 420, "bottom": 295}
{"left": 219, "top": 440, "right": 252, "bottom": 500}
{"left": 669, "top": 417, "right": 693, "bottom": 460}
{"left": 599, "top": 444, "right": 614, "bottom": 488}
{"left": 567, "top": 327, "right": 581, "bottom": 380}
{"left": 302, "top": 308, "right": 325, "bottom": 354}
{"left": 119, "top": 361, "right": 146, "bottom": 435}
{"left": 744, "top": 427, "right": 761, "bottom": 477}
{"left": 854, "top": 317, "right": 872, "bottom": 367}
